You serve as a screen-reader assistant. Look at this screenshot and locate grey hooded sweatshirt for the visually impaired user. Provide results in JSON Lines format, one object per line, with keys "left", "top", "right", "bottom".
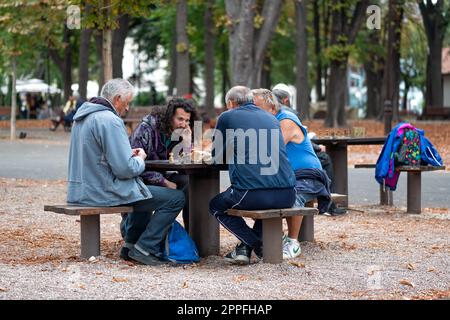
{"left": 67, "top": 100, "right": 152, "bottom": 206}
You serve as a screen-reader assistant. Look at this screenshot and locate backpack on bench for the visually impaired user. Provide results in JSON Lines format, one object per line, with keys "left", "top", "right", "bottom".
{"left": 395, "top": 128, "right": 421, "bottom": 166}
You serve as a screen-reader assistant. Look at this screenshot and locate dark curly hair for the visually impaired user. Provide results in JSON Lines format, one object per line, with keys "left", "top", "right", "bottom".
{"left": 152, "top": 97, "right": 197, "bottom": 135}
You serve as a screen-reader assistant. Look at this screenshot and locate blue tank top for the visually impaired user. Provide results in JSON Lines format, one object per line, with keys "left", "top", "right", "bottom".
{"left": 276, "top": 110, "right": 322, "bottom": 171}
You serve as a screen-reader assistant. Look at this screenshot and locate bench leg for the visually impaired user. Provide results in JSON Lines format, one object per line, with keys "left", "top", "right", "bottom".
{"left": 262, "top": 218, "right": 282, "bottom": 264}
{"left": 407, "top": 171, "right": 421, "bottom": 214}
{"left": 298, "top": 201, "right": 314, "bottom": 242}
{"left": 80, "top": 215, "right": 100, "bottom": 258}
{"left": 379, "top": 185, "right": 394, "bottom": 206}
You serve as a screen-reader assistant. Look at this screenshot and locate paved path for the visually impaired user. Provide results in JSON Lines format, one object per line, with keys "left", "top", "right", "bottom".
{"left": 0, "top": 138, "right": 448, "bottom": 208}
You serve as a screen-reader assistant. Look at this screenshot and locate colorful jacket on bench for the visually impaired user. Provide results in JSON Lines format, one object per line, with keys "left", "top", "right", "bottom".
{"left": 375, "top": 122, "right": 443, "bottom": 190}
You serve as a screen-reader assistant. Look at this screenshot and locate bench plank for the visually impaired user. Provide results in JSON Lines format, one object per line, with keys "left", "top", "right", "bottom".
{"left": 397, "top": 165, "right": 445, "bottom": 172}
{"left": 44, "top": 205, "right": 133, "bottom": 216}
{"left": 44, "top": 205, "right": 133, "bottom": 258}
{"left": 355, "top": 164, "right": 445, "bottom": 171}
{"left": 227, "top": 207, "right": 317, "bottom": 219}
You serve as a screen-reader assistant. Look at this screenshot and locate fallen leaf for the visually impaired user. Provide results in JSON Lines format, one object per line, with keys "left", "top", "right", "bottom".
{"left": 428, "top": 267, "right": 436, "bottom": 272}
{"left": 288, "top": 261, "right": 305, "bottom": 268}
{"left": 95, "top": 272, "right": 103, "bottom": 276}
{"left": 78, "top": 284, "right": 86, "bottom": 289}
{"left": 112, "top": 277, "right": 128, "bottom": 283}
{"left": 234, "top": 275, "right": 249, "bottom": 283}
{"left": 182, "top": 281, "right": 188, "bottom": 288}
{"left": 406, "top": 263, "right": 414, "bottom": 270}
{"left": 399, "top": 279, "right": 415, "bottom": 288}
{"left": 0, "top": 288, "right": 8, "bottom": 292}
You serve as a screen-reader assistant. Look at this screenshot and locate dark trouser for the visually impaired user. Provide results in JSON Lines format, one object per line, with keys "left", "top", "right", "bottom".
{"left": 121, "top": 185, "right": 185, "bottom": 257}
{"left": 166, "top": 173, "right": 189, "bottom": 231}
{"left": 209, "top": 187, "right": 295, "bottom": 250}
{"left": 317, "top": 151, "right": 335, "bottom": 193}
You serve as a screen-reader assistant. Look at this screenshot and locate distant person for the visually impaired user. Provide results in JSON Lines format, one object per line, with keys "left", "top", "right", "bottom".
{"left": 67, "top": 78, "right": 184, "bottom": 265}
{"left": 129, "top": 98, "right": 196, "bottom": 231}
{"left": 50, "top": 93, "right": 83, "bottom": 132}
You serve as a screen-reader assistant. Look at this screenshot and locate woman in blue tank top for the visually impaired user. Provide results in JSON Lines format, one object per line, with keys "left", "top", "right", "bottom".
{"left": 252, "top": 88, "right": 326, "bottom": 259}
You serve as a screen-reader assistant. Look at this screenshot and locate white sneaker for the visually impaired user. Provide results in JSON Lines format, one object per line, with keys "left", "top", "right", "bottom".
{"left": 282, "top": 237, "right": 301, "bottom": 259}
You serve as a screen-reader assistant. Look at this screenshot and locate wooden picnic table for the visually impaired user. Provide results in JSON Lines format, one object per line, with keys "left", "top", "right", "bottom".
{"left": 145, "top": 160, "right": 226, "bottom": 257}
{"left": 311, "top": 136, "right": 386, "bottom": 205}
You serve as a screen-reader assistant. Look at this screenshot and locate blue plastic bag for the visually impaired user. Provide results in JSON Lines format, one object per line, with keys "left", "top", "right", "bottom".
{"left": 163, "top": 221, "right": 200, "bottom": 264}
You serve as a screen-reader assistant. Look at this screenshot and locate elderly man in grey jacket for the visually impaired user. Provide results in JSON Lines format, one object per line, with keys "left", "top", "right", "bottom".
{"left": 67, "top": 78, "right": 184, "bottom": 265}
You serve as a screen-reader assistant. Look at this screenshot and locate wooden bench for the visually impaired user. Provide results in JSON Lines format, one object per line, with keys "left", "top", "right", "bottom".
{"left": 44, "top": 205, "right": 133, "bottom": 259}
{"left": 354, "top": 164, "right": 446, "bottom": 213}
{"left": 122, "top": 107, "right": 155, "bottom": 134}
{"left": 228, "top": 207, "right": 318, "bottom": 263}
{"left": 300, "top": 193, "right": 347, "bottom": 243}
{"left": 0, "top": 106, "right": 11, "bottom": 120}
{"left": 421, "top": 107, "right": 450, "bottom": 120}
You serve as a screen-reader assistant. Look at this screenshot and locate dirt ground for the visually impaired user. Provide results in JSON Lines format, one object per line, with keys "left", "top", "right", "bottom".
{"left": 0, "top": 178, "right": 448, "bottom": 300}
{"left": 0, "top": 119, "right": 448, "bottom": 300}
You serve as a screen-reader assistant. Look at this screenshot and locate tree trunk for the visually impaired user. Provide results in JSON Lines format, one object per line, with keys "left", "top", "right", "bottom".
{"left": 221, "top": 41, "right": 229, "bottom": 108}
{"left": 324, "top": 0, "right": 369, "bottom": 127}
{"left": 168, "top": 33, "right": 177, "bottom": 96}
{"left": 260, "top": 54, "right": 272, "bottom": 89}
{"left": 364, "top": 31, "right": 383, "bottom": 119}
{"left": 295, "top": 0, "right": 310, "bottom": 120}
{"left": 226, "top": 0, "right": 255, "bottom": 86}
{"left": 204, "top": 0, "right": 216, "bottom": 116}
{"left": 95, "top": 31, "right": 104, "bottom": 93}
{"left": 381, "top": 0, "right": 403, "bottom": 123}
{"left": 326, "top": 62, "right": 347, "bottom": 127}
{"left": 402, "top": 82, "right": 410, "bottom": 111}
{"left": 50, "top": 26, "right": 73, "bottom": 100}
{"left": 250, "top": 0, "right": 282, "bottom": 88}
{"left": 102, "top": 0, "right": 113, "bottom": 82}
{"left": 176, "top": 0, "right": 190, "bottom": 96}
{"left": 10, "top": 56, "right": 16, "bottom": 140}
{"left": 419, "top": 0, "right": 446, "bottom": 109}
{"left": 112, "top": 14, "right": 130, "bottom": 79}
{"left": 225, "top": 0, "right": 281, "bottom": 87}
{"left": 322, "top": 0, "right": 331, "bottom": 98}
{"left": 313, "top": 0, "right": 322, "bottom": 101}
{"left": 78, "top": 27, "right": 92, "bottom": 101}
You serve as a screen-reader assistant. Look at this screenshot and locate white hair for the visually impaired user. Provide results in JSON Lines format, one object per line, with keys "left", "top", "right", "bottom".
{"left": 100, "top": 78, "right": 134, "bottom": 102}
{"left": 225, "top": 86, "right": 253, "bottom": 106}
{"left": 252, "top": 88, "right": 280, "bottom": 112}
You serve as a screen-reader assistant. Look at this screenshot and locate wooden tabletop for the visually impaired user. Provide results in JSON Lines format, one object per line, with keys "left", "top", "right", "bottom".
{"left": 312, "top": 136, "right": 386, "bottom": 145}
{"left": 145, "top": 160, "right": 226, "bottom": 173}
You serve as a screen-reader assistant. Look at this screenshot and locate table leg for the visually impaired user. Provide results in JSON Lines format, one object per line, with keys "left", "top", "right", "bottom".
{"left": 379, "top": 184, "right": 394, "bottom": 206}
{"left": 326, "top": 144, "right": 348, "bottom": 206}
{"left": 407, "top": 171, "right": 421, "bottom": 214}
{"left": 189, "top": 171, "right": 220, "bottom": 256}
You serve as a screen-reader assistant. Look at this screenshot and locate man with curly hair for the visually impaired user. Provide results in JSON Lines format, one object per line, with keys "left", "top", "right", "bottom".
{"left": 129, "top": 98, "right": 197, "bottom": 231}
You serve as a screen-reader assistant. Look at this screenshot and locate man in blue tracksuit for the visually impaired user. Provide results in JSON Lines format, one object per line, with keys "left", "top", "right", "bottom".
{"left": 209, "top": 86, "right": 296, "bottom": 264}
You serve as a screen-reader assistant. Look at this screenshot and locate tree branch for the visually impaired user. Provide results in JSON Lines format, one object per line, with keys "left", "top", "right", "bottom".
{"left": 347, "top": 0, "right": 370, "bottom": 44}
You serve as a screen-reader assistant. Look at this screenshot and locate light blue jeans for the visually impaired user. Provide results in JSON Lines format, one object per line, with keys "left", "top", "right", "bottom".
{"left": 120, "top": 185, "right": 185, "bottom": 257}
{"left": 292, "top": 192, "right": 316, "bottom": 208}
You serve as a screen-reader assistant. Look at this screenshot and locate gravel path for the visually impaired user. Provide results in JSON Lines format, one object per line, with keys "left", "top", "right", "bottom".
{"left": 0, "top": 178, "right": 448, "bottom": 300}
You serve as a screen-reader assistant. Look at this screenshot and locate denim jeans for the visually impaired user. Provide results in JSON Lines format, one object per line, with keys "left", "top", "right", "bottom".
{"left": 166, "top": 173, "right": 189, "bottom": 231}
{"left": 293, "top": 192, "right": 316, "bottom": 208}
{"left": 121, "top": 185, "right": 185, "bottom": 257}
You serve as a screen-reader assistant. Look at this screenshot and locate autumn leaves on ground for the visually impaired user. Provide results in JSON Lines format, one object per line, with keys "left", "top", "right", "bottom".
{"left": 0, "top": 119, "right": 448, "bottom": 299}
